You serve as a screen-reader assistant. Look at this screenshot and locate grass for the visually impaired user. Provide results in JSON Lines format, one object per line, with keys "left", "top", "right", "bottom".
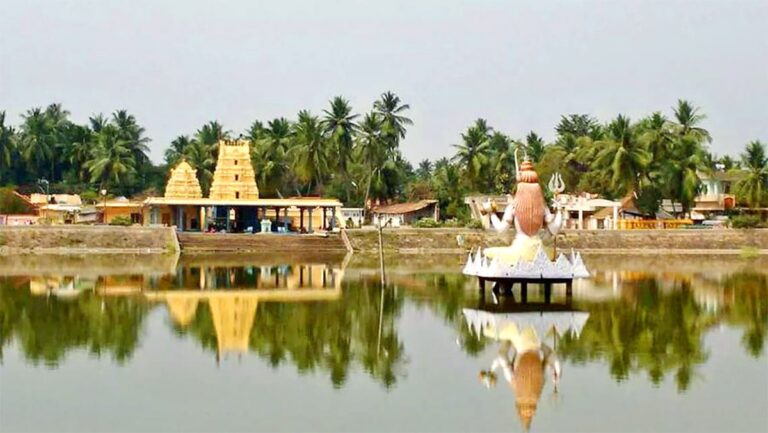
{"left": 740, "top": 246, "right": 760, "bottom": 259}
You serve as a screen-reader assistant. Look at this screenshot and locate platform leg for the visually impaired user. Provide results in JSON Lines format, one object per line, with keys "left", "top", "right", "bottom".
{"left": 521, "top": 282, "right": 528, "bottom": 302}
{"left": 544, "top": 283, "right": 552, "bottom": 304}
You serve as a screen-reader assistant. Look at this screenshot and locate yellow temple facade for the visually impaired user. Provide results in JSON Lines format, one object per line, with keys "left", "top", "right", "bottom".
{"left": 142, "top": 139, "right": 344, "bottom": 232}
{"left": 209, "top": 140, "right": 259, "bottom": 200}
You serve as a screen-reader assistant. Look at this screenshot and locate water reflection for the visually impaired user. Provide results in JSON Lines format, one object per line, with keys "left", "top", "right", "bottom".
{"left": 0, "top": 254, "right": 766, "bottom": 396}
{"left": 465, "top": 294, "right": 589, "bottom": 431}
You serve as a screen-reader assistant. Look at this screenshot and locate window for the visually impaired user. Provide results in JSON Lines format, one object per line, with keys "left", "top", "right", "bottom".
{"left": 234, "top": 160, "right": 238, "bottom": 165}
{"left": 235, "top": 191, "right": 240, "bottom": 199}
{"left": 235, "top": 174, "right": 239, "bottom": 181}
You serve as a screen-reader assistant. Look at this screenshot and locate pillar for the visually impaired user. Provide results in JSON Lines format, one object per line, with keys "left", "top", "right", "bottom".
{"left": 225, "top": 206, "right": 231, "bottom": 232}
{"left": 308, "top": 208, "right": 314, "bottom": 233}
{"left": 300, "top": 208, "right": 305, "bottom": 232}
{"left": 322, "top": 207, "right": 327, "bottom": 230}
{"left": 178, "top": 206, "right": 185, "bottom": 232}
{"left": 200, "top": 207, "right": 206, "bottom": 231}
{"left": 275, "top": 207, "right": 280, "bottom": 232}
{"left": 329, "top": 207, "right": 336, "bottom": 230}
{"left": 613, "top": 205, "right": 619, "bottom": 230}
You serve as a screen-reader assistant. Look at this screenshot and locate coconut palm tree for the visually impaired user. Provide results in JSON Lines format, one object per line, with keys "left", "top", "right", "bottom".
{"left": 524, "top": 131, "right": 546, "bottom": 163}
{"left": 416, "top": 159, "right": 432, "bottom": 180}
{"left": 736, "top": 140, "right": 768, "bottom": 208}
{"left": 593, "top": 115, "right": 650, "bottom": 196}
{"left": 184, "top": 138, "right": 216, "bottom": 195}
{"left": 639, "top": 112, "right": 673, "bottom": 167}
{"left": 291, "top": 111, "right": 329, "bottom": 194}
{"left": 85, "top": 125, "right": 135, "bottom": 189}
{"left": 323, "top": 96, "right": 359, "bottom": 174}
{"left": 0, "top": 111, "right": 16, "bottom": 182}
{"left": 356, "top": 112, "right": 392, "bottom": 207}
{"left": 452, "top": 119, "right": 491, "bottom": 190}
{"left": 112, "top": 110, "right": 150, "bottom": 166}
{"left": 165, "top": 135, "right": 193, "bottom": 167}
{"left": 487, "top": 131, "right": 515, "bottom": 192}
{"left": 19, "top": 107, "right": 55, "bottom": 180}
{"left": 373, "top": 91, "right": 412, "bottom": 149}
{"left": 672, "top": 100, "right": 711, "bottom": 144}
{"left": 253, "top": 118, "right": 293, "bottom": 196}
{"left": 195, "top": 121, "right": 230, "bottom": 158}
{"left": 65, "top": 123, "right": 95, "bottom": 183}
{"left": 660, "top": 135, "right": 706, "bottom": 215}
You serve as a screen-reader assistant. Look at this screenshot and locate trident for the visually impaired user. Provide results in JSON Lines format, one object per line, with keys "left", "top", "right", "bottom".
{"left": 548, "top": 172, "right": 565, "bottom": 255}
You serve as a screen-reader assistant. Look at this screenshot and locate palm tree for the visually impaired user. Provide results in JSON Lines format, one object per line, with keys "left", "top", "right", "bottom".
{"left": 291, "top": 111, "right": 329, "bottom": 194}
{"left": 661, "top": 135, "right": 706, "bottom": 215}
{"left": 65, "top": 123, "right": 95, "bottom": 183}
{"left": 639, "top": 112, "right": 673, "bottom": 167}
{"left": 89, "top": 114, "right": 108, "bottom": 134}
{"left": 85, "top": 125, "right": 135, "bottom": 189}
{"left": 487, "top": 131, "right": 515, "bottom": 192}
{"left": 19, "top": 108, "right": 55, "bottom": 180}
{"left": 452, "top": 119, "right": 491, "bottom": 190}
{"left": 323, "top": 96, "right": 359, "bottom": 174}
{"left": 0, "top": 111, "right": 16, "bottom": 181}
{"left": 184, "top": 138, "right": 216, "bottom": 194}
{"left": 593, "top": 115, "right": 650, "bottom": 196}
{"left": 356, "top": 112, "right": 392, "bottom": 207}
{"left": 112, "top": 110, "right": 150, "bottom": 166}
{"left": 373, "top": 91, "right": 412, "bottom": 149}
{"left": 525, "top": 131, "right": 546, "bottom": 163}
{"left": 165, "top": 135, "right": 193, "bottom": 167}
{"left": 416, "top": 159, "right": 432, "bottom": 179}
{"left": 736, "top": 140, "right": 768, "bottom": 208}
{"left": 253, "top": 118, "right": 293, "bottom": 196}
{"left": 195, "top": 121, "right": 230, "bottom": 158}
{"left": 672, "top": 100, "right": 711, "bottom": 143}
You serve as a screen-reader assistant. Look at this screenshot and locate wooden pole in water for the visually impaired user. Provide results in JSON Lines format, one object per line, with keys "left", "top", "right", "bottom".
{"left": 378, "top": 222, "right": 386, "bottom": 287}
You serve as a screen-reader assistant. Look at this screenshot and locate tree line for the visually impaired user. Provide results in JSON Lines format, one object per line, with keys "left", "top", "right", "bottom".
{"left": 1, "top": 96, "right": 765, "bottom": 218}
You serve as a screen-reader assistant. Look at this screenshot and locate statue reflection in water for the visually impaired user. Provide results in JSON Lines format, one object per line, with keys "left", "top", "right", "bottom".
{"left": 464, "top": 291, "right": 589, "bottom": 431}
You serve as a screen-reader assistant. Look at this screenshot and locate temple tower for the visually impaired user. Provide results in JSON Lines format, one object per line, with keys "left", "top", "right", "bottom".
{"left": 164, "top": 160, "right": 203, "bottom": 199}
{"left": 209, "top": 139, "right": 259, "bottom": 200}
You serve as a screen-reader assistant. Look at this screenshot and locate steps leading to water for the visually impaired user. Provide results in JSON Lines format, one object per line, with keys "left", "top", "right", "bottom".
{"left": 177, "top": 232, "right": 348, "bottom": 253}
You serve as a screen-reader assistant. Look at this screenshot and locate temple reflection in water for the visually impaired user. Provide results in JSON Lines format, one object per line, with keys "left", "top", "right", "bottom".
{"left": 24, "top": 255, "right": 347, "bottom": 361}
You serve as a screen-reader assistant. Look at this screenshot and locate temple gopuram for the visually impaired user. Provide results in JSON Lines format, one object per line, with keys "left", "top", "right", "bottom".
{"left": 143, "top": 139, "right": 343, "bottom": 232}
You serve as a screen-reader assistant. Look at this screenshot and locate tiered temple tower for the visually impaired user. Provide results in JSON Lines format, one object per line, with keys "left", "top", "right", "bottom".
{"left": 164, "top": 160, "right": 203, "bottom": 199}
{"left": 209, "top": 139, "right": 259, "bottom": 200}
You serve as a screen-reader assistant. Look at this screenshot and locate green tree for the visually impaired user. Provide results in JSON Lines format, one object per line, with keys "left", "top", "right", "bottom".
{"left": 322, "top": 96, "right": 359, "bottom": 174}
{"left": 524, "top": 131, "right": 546, "bottom": 163}
{"left": 85, "top": 124, "right": 136, "bottom": 190}
{"left": 165, "top": 135, "right": 193, "bottom": 167}
{"left": 0, "top": 112, "right": 16, "bottom": 183}
{"left": 19, "top": 108, "right": 55, "bottom": 181}
{"left": 736, "top": 140, "right": 768, "bottom": 208}
{"left": 452, "top": 119, "right": 491, "bottom": 191}
{"left": 593, "top": 115, "right": 650, "bottom": 196}
{"left": 253, "top": 118, "right": 293, "bottom": 197}
{"left": 291, "top": 111, "right": 329, "bottom": 194}
{"left": 373, "top": 91, "right": 412, "bottom": 150}
{"left": 356, "top": 112, "right": 393, "bottom": 206}
{"left": 184, "top": 138, "right": 216, "bottom": 195}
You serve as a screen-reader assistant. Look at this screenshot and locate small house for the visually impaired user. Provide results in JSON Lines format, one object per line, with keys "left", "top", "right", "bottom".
{"left": 372, "top": 200, "right": 439, "bottom": 227}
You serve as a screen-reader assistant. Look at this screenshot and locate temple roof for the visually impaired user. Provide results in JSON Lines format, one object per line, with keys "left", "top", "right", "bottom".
{"left": 165, "top": 160, "right": 203, "bottom": 199}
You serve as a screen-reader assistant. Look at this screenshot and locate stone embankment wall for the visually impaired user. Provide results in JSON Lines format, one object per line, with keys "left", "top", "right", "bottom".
{"left": 346, "top": 228, "right": 768, "bottom": 254}
{"left": 0, "top": 226, "right": 179, "bottom": 254}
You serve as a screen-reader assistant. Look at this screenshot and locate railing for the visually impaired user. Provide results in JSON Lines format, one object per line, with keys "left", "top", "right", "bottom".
{"left": 617, "top": 219, "right": 694, "bottom": 230}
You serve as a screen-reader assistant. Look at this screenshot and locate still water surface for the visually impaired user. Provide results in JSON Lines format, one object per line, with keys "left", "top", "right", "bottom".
{"left": 1, "top": 254, "right": 766, "bottom": 432}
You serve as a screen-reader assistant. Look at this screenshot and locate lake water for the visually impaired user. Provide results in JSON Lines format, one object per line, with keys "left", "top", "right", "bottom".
{"left": 1, "top": 253, "right": 766, "bottom": 432}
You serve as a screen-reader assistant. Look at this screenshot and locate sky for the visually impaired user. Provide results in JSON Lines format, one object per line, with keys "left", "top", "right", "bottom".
{"left": 1, "top": 0, "right": 766, "bottom": 165}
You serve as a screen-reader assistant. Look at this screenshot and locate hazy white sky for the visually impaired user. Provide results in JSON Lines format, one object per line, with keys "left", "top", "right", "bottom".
{"left": 1, "top": 0, "right": 766, "bottom": 164}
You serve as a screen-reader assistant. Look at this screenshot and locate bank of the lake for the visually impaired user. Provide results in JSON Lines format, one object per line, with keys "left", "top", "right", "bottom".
{"left": 0, "top": 226, "right": 179, "bottom": 255}
{"left": 2, "top": 226, "right": 768, "bottom": 255}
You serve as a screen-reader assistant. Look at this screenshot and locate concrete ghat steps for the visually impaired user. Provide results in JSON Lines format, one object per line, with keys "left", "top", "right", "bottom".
{"left": 177, "top": 232, "right": 347, "bottom": 252}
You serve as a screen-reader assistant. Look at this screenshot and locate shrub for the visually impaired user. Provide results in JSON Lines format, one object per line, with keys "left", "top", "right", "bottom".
{"left": 413, "top": 218, "right": 441, "bottom": 228}
{"left": 109, "top": 215, "right": 133, "bottom": 226}
{"left": 730, "top": 215, "right": 762, "bottom": 229}
{"left": 442, "top": 218, "right": 464, "bottom": 228}
{"left": 465, "top": 219, "right": 485, "bottom": 229}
